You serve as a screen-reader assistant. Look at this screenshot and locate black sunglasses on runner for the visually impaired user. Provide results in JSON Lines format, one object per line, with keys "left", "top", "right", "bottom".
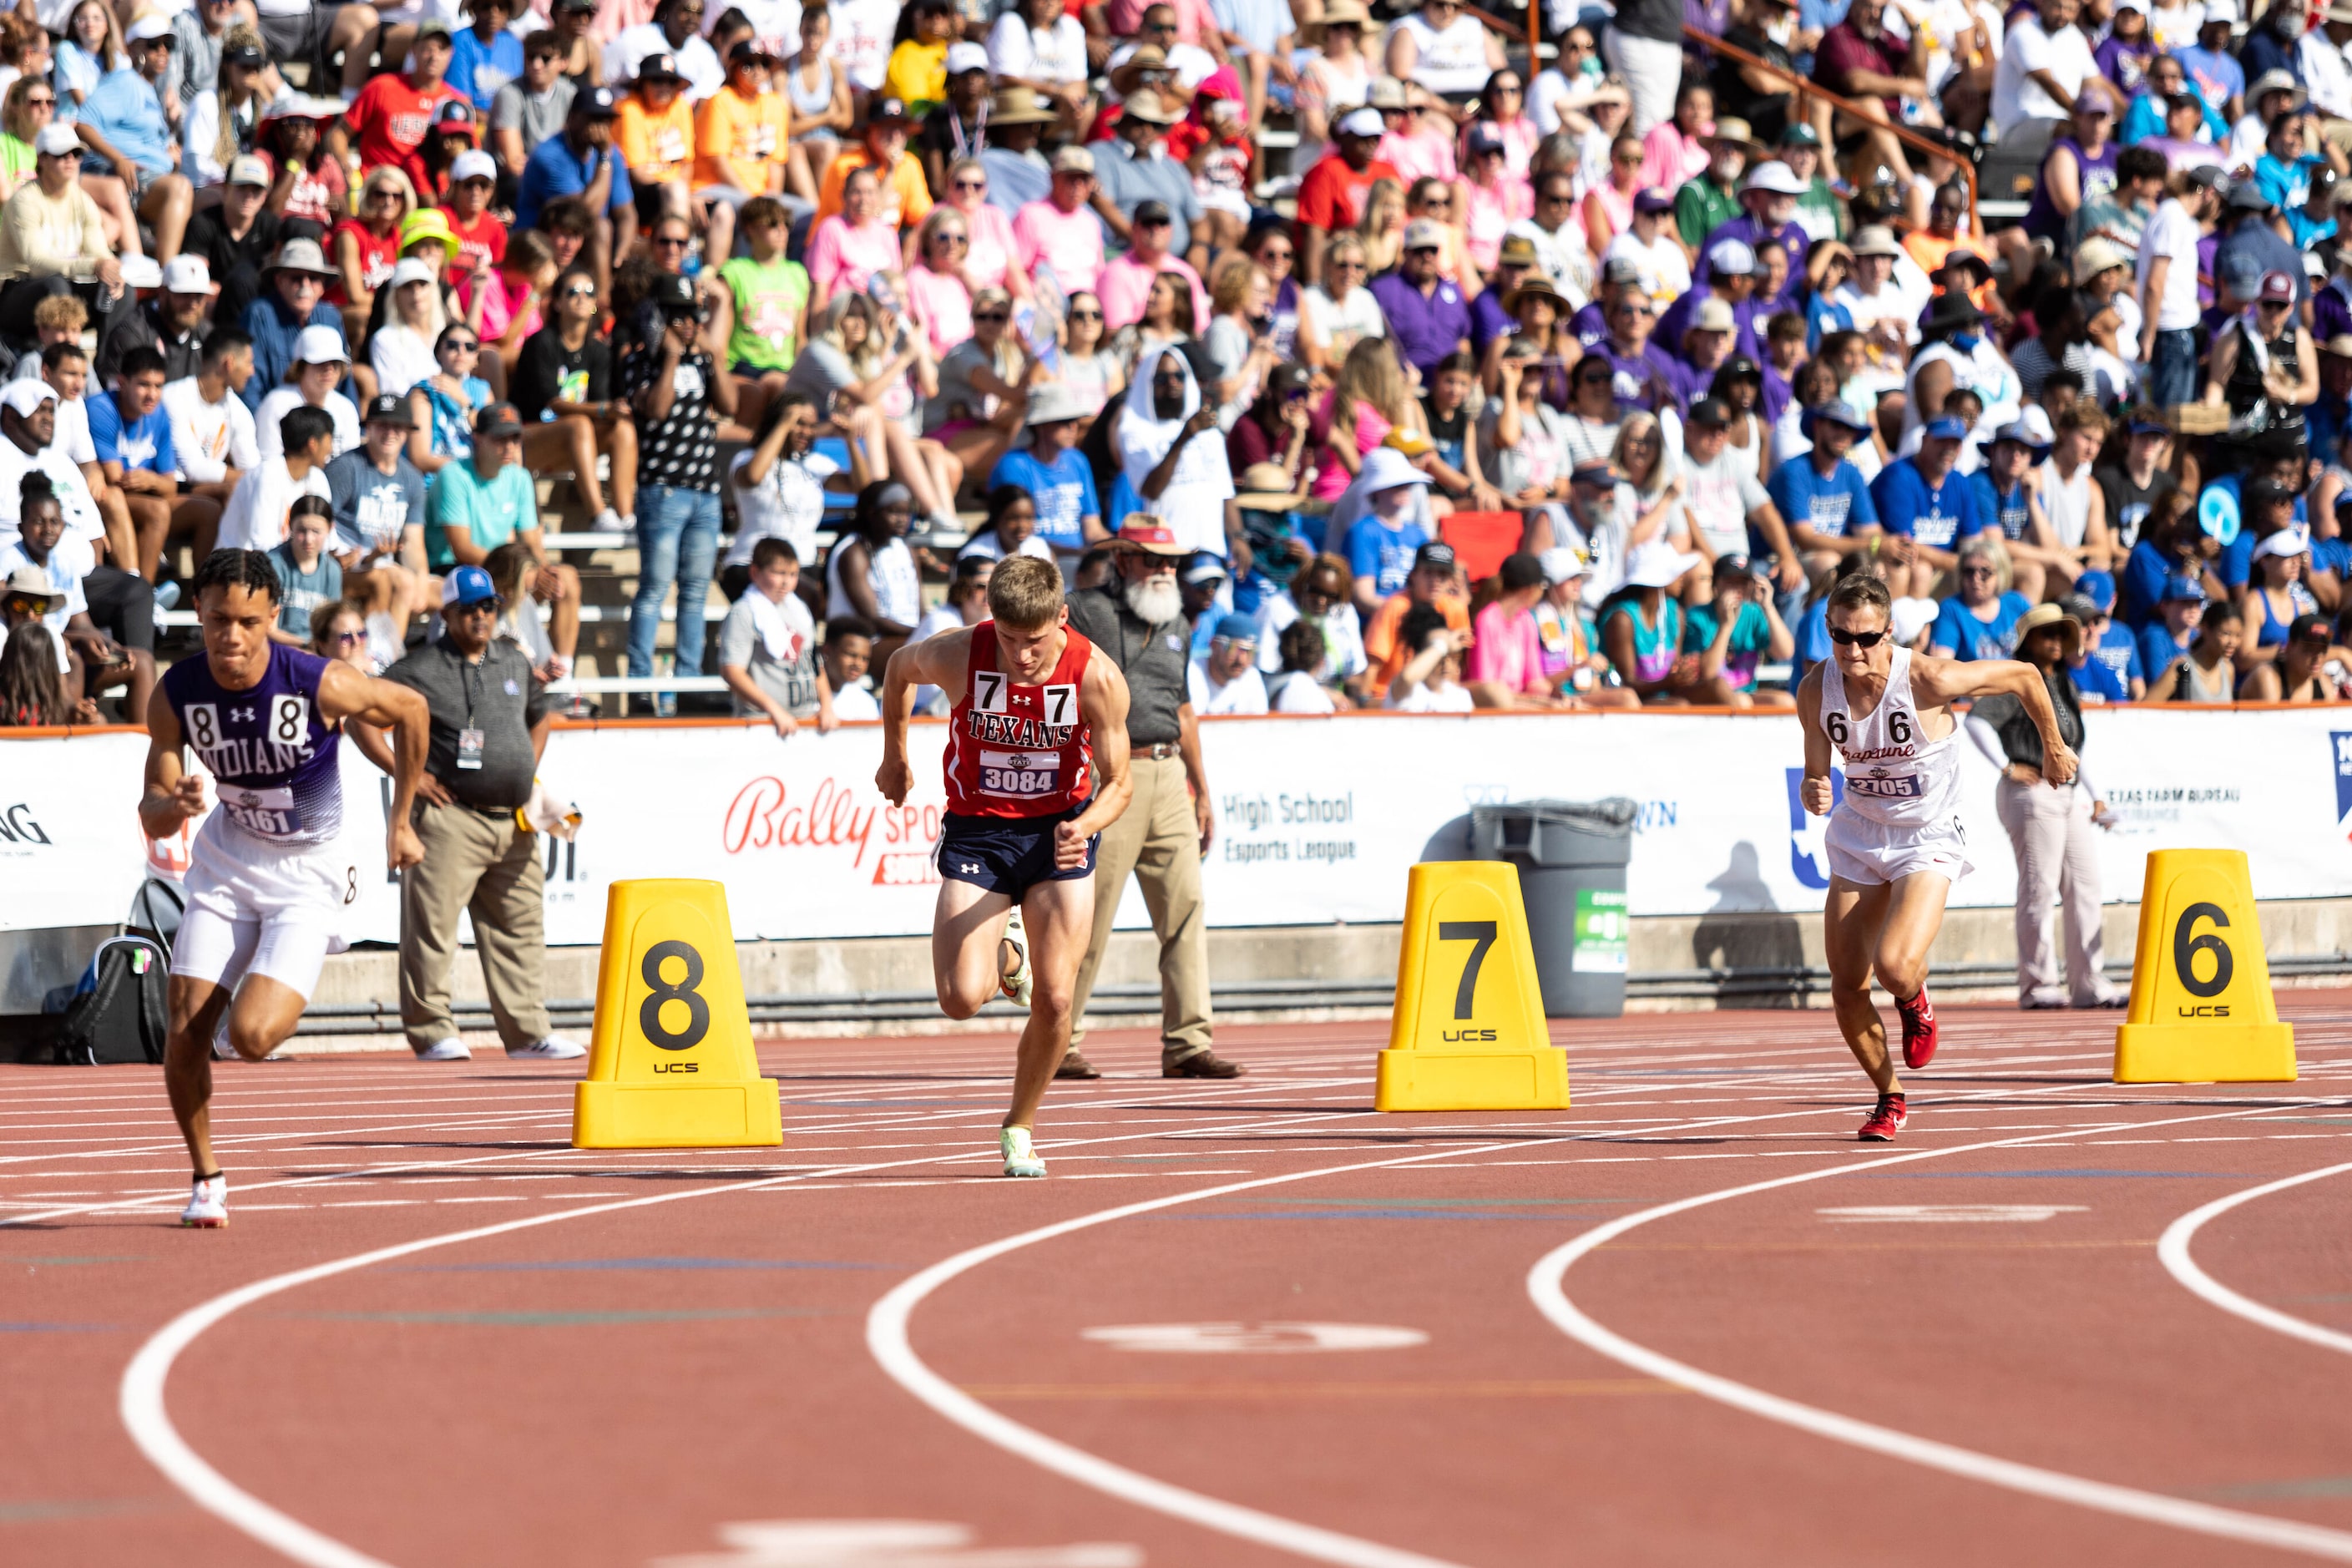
{"left": 1828, "top": 628, "right": 1886, "bottom": 647}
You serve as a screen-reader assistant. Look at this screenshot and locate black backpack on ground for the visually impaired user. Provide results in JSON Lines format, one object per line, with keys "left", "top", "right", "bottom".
{"left": 51, "top": 936, "right": 170, "bottom": 1065}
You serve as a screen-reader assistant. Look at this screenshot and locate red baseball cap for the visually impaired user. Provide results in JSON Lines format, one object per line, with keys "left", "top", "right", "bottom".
{"left": 2260, "top": 269, "right": 2296, "bottom": 303}
{"left": 1113, "top": 517, "right": 1189, "bottom": 556}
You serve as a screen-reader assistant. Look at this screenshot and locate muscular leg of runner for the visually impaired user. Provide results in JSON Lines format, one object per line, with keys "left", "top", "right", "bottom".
{"left": 163, "top": 975, "right": 234, "bottom": 1176}
{"left": 933, "top": 876, "right": 1013, "bottom": 1020}
{"left": 1872, "top": 870, "right": 1950, "bottom": 1012}
{"left": 1823, "top": 877, "right": 1900, "bottom": 1096}
{"left": 224, "top": 974, "right": 310, "bottom": 1060}
{"left": 1003, "top": 873, "right": 1095, "bottom": 1130}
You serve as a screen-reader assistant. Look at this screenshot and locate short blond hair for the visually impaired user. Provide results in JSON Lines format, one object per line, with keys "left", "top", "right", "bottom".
{"left": 987, "top": 554, "right": 1065, "bottom": 630}
{"left": 31, "top": 293, "right": 85, "bottom": 335}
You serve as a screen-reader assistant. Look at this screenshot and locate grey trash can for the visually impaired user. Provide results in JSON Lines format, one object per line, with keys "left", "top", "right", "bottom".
{"left": 1469, "top": 798, "right": 1636, "bottom": 1019}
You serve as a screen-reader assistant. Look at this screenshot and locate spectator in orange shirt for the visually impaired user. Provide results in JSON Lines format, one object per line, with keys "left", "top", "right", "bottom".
{"left": 619, "top": 52, "right": 734, "bottom": 269}
{"left": 694, "top": 38, "right": 790, "bottom": 223}
{"left": 815, "top": 96, "right": 933, "bottom": 235}
{"left": 1360, "top": 539, "right": 1470, "bottom": 698}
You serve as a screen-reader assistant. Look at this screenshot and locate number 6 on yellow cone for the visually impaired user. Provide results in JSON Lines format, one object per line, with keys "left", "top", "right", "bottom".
{"left": 573, "top": 878, "right": 782, "bottom": 1147}
{"left": 2114, "top": 849, "right": 2295, "bottom": 1084}
{"left": 1377, "top": 862, "right": 1569, "bottom": 1111}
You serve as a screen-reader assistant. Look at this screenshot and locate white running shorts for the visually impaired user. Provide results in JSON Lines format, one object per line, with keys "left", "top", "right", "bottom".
{"left": 168, "top": 819, "right": 357, "bottom": 997}
{"left": 1823, "top": 808, "right": 1973, "bottom": 888}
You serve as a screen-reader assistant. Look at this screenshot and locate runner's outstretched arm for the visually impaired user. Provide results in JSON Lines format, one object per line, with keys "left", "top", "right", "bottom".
{"left": 1794, "top": 662, "right": 1834, "bottom": 815}
{"left": 1055, "top": 655, "right": 1131, "bottom": 869}
{"left": 139, "top": 684, "right": 203, "bottom": 842}
{"left": 317, "top": 660, "right": 429, "bottom": 871}
{"left": 1909, "top": 654, "right": 2077, "bottom": 787}
{"left": 876, "top": 628, "right": 974, "bottom": 807}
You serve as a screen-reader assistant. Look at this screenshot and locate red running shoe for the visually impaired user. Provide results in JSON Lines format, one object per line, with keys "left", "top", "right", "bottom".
{"left": 1858, "top": 1093, "right": 1909, "bottom": 1142}
{"left": 1896, "top": 987, "right": 1939, "bottom": 1070}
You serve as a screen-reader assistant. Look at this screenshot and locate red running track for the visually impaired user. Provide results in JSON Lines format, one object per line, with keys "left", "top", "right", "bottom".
{"left": 6, "top": 999, "right": 2352, "bottom": 1566}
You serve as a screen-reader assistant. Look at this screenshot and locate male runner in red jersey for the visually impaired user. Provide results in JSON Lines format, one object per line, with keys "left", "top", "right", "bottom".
{"left": 876, "top": 555, "right": 1133, "bottom": 1176}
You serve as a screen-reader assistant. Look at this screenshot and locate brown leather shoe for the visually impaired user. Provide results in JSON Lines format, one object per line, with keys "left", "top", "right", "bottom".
{"left": 1162, "top": 1050, "right": 1245, "bottom": 1079}
{"left": 1055, "top": 1050, "right": 1102, "bottom": 1080}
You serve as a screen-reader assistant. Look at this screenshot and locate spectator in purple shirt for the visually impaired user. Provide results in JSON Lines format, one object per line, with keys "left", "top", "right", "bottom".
{"left": 1657, "top": 237, "right": 1766, "bottom": 366}
{"left": 1702, "top": 160, "right": 1812, "bottom": 311}
{"left": 1569, "top": 256, "right": 1640, "bottom": 352}
{"left": 1367, "top": 218, "right": 1474, "bottom": 383}
{"left": 1591, "top": 290, "right": 1686, "bottom": 416}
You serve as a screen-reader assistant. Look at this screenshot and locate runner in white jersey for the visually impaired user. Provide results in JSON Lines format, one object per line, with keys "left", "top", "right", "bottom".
{"left": 138, "top": 550, "right": 427, "bottom": 1227}
{"left": 1797, "top": 572, "right": 2075, "bottom": 1141}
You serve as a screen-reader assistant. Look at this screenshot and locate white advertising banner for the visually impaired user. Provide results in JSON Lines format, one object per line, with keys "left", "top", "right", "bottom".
{"left": 5, "top": 708, "right": 2350, "bottom": 943}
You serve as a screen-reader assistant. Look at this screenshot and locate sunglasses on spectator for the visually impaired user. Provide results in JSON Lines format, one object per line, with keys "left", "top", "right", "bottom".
{"left": 1613, "top": 151, "right": 1641, "bottom": 165}
{"left": 1142, "top": 16, "right": 1176, "bottom": 28}
{"left": 1138, "top": 215, "right": 1171, "bottom": 227}
{"left": 1329, "top": 259, "right": 1365, "bottom": 271}
{"left": 1069, "top": 309, "right": 1101, "bottom": 320}
{"left": 24, "top": 94, "right": 52, "bottom": 106}
{"left": 331, "top": 630, "right": 365, "bottom": 645}
{"left": 1405, "top": 244, "right": 1439, "bottom": 255}
{"left": 974, "top": 311, "right": 1009, "bottom": 323}
{"left": 1259, "top": 245, "right": 1292, "bottom": 260}
{"left": 561, "top": 285, "right": 596, "bottom": 300}
{"left": 934, "top": 230, "right": 969, "bottom": 244}
{"left": 442, "top": 338, "right": 480, "bottom": 352}
{"left": 1827, "top": 628, "right": 1886, "bottom": 646}
{"left": 654, "top": 234, "right": 690, "bottom": 247}
{"left": 953, "top": 178, "right": 986, "bottom": 191}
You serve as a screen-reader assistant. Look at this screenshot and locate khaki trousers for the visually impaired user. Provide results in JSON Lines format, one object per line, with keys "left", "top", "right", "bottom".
{"left": 1070, "top": 752, "right": 1213, "bottom": 1062}
{"left": 400, "top": 798, "right": 551, "bottom": 1054}
{"left": 1995, "top": 778, "right": 2118, "bottom": 1009}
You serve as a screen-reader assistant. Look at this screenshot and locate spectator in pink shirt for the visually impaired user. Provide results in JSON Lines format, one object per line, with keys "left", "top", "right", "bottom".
{"left": 1459, "top": 124, "right": 1533, "bottom": 276}
{"left": 904, "top": 208, "right": 976, "bottom": 359}
{"left": 1377, "top": 92, "right": 1458, "bottom": 185}
{"left": 1107, "top": 0, "right": 1225, "bottom": 52}
{"left": 1636, "top": 82, "right": 1713, "bottom": 195}
{"left": 807, "top": 164, "right": 904, "bottom": 314}
{"left": 1096, "top": 199, "right": 1210, "bottom": 331}
{"left": 1013, "top": 145, "right": 1107, "bottom": 296}
{"left": 1466, "top": 551, "right": 1562, "bottom": 708}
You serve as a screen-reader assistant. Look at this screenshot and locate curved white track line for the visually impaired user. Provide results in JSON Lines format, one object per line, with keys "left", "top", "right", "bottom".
{"left": 2158, "top": 1161, "right": 2352, "bottom": 1357}
{"left": 1527, "top": 1111, "right": 2352, "bottom": 1563}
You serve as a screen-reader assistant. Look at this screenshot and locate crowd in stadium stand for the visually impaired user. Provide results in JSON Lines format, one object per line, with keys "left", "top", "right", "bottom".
{"left": 3, "top": 0, "right": 2352, "bottom": 731}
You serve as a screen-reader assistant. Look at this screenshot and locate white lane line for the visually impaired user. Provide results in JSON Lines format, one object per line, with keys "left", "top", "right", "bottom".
{"left": 1525, "top": 1105, "right": 2352, "bottom": 1564}
{"left": 2157, "top": 1162, "right": 2352, "bottom": 1358}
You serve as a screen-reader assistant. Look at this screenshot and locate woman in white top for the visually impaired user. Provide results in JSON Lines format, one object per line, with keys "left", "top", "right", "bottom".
{"left": 182, "top": 41, "right": 273, "bottom": 193}
{"left": 368, "top": 257, "right": 447, "bottom": 398}
{"left": 1610, "top": 411, "right": 1689, "bottom": 549}
{"left": 1265, "top": 615, "right": 1341, "bottom": 713}
{"left": 957, "top": 485, "right": 1060, "bottom": 567}
{"left": 255, "top": 339, "right": 364, "bottom": 459}
{"left": 1300, "top": 233, "right": 1386, "bottom": 372}
{"left": 1294, "top": 0, "right": 1377, "bottom": 171}
{"left": 1054, "top": 291, "right": 1123, "bottom": 416}
{"left": 1384, "top": 602, "right": 1477, "bottom": 711}
{"left": 784, "top": 5, "right": 853, "bottom": 202}
{"left": 825, "top": 478, "right": 925, "bottom": 642}
{"left": 1384, "top": 0, "right": 1505, "bottom": 98}
{"left": 723, "top": 391, "right": 844, "bottom": 594}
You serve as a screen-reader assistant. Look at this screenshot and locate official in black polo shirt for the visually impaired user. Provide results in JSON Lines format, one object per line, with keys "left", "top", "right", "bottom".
{"left": 383, "top": 564, "right": 585, "bottom": 1063}
{"left": 1060, "top": 517, "right": 1246, "bottom": 1081}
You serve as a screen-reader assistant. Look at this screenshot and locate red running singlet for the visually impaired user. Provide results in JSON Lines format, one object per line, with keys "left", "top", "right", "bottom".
{"left": 942, "top": 620, "right": 1097, "bottom": 818}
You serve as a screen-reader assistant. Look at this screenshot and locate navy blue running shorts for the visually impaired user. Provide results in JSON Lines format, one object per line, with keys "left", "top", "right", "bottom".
{"left": 936, "top": 807, "right": 1097, "bottom": 900}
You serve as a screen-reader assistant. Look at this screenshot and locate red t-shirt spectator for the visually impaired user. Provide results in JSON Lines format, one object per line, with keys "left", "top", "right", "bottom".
{"left": 258, "top": 149, "right": 346, "bottom": 230}
{"left": 346, "top": 73, "right": 463, "bottom": 179}
{"left": 1295, "top": 152, "right": 1401, "bottom": 233}
{"left": 326, "top": 215, "right": 397, "bottom": 308}
{"left": 443, "top": 208, "right": 508, "bottom": 281}
{"left": 1813, "top": 21, "right": 1908, "bottom": 115}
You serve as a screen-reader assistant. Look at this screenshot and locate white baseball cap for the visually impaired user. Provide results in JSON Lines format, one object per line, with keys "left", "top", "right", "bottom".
{"left": 945, "top": 41, "right": 988, "bottom": 74}
{"left": 450, "top": 148, "right": 497, "bottom": 185}
{"left": 32, "top": 123, "right": 78, "bottom": 156}
{"left": 1743, "top": 160, "right": 1808, "bottom": 195}
{"left": 1338, "top": 106, "right": 1384, "bottom": 138}
{"left": 1623, "top": 540, "right": 1702, "bottom": 589}
{"left": 1705, "top": 237, "right": 1757, "bottom": 276}
{"left": 2255, "top": 525, "right": 2312, "bottom": 559}
{"left": 127, "top": 13, "right": 173, "bottom": 40}
{"left": 2, "top": 378, "right": 57, "bottom": 416}
{"left": 227, "top": 154, "right": 270, "bottom": 186}
{"left": 162, "top": 254, "right": 210, "bottom": 293}
{"left": 1357, "top": 447, "right": 1431, "bottom": 493}
{"left": 292, "top": 323, "right": 349, "bottom": 366}
{"left": 2203, "top": 0, "right": 2238, "bottom": 21}
{"left": 119, "top": 255, "right": 162, "bottom": 290}
{"left": 390, "top": 255, "right": 438, "bottom": 289}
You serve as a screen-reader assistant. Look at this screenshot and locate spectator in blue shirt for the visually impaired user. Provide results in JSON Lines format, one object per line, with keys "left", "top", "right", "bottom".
{"left": 1870, "top": 414, "right": 1980, "bottom": 598}
{"left": 2174, "top": 11, "right": 2246, "bottom": 124}
{"left": 2063, "top": 589, "right": 2142, "bottom": 700}
{"left": 1968, "top": 410, "right": 2058, "bottom": 601}
{"left": 2136, "top": 572, "right": 2208, "bottom": 684}
{"left": 2253, "top": 112, "right": 2333, "bottom": 248}
{"left": 87, "top": 343, "right": 179, "bottom": 573}
{"left": 70, "top": 22, "right": 194, "bottom": 267}
{"left": 2216, "top": 474, "right": 2302, "bottom": 589}
{"left": 516, "top": 86, "right": 635, "bottom": 245}
{"left": 2117, "top": 490, "right": 2223, "bottom": 627}
{"left": 1765, "top": 400, "right": 1879, "bottom": 577}
{"left": 448, "top": 0, "right": 526, "bottom": 111}
{"left": 1343, "top": 448, "right": 1433, "bottom": 609}
{"left": 1930, "top": 534, "right": 2032, "bottom": 659}
{"left": 240, "top": 238, "right": 346, "bottom": 412}
{"left": 986, "top": 385, "right": 1102, "bottom": 570}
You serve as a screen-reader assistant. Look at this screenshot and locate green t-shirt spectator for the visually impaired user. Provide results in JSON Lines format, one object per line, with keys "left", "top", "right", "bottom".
{"left": 429, "top": 456, "right": 538, "bottom": 568}
{"left": 719, "top": 254, "right": 811, "bottom": 376}
{"left": 1682, "top": 598, "right": 1772, "bottom": 690}
{"left": 267, "top": 539, "right": 342, "bottom": 640}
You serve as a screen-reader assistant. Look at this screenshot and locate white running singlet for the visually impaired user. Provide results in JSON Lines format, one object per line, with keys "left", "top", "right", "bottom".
{"left": 1818, "top": 646, "right": 1973, "bottom": 886}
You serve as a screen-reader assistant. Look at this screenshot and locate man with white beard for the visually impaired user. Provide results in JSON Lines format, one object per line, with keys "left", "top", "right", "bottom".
{"left": 1058, "top": 517, "right": 1248, "bottom": 1084}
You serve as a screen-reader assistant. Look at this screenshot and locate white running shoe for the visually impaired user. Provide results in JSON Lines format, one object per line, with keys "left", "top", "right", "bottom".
{"left": 210, "top": 1016, "right": 235, "bottom": 1060}
{"left": 999, "top": 1125, "right": 1046, "bottom": 1178}
{"left": 999, "top": 909, "right": 1034, "bottom": 1008}
{"left": 508, "top": 1036, "right": 586, "bottom": 1060}
{"left": 591, "top": 508, "right": 622, "bottom": 533}
{"left": 417, "top": 1038, "right": 473, "bottom": 1061}
{"left": 181, "top": 1174, "right": 227, "bottom": 1228}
